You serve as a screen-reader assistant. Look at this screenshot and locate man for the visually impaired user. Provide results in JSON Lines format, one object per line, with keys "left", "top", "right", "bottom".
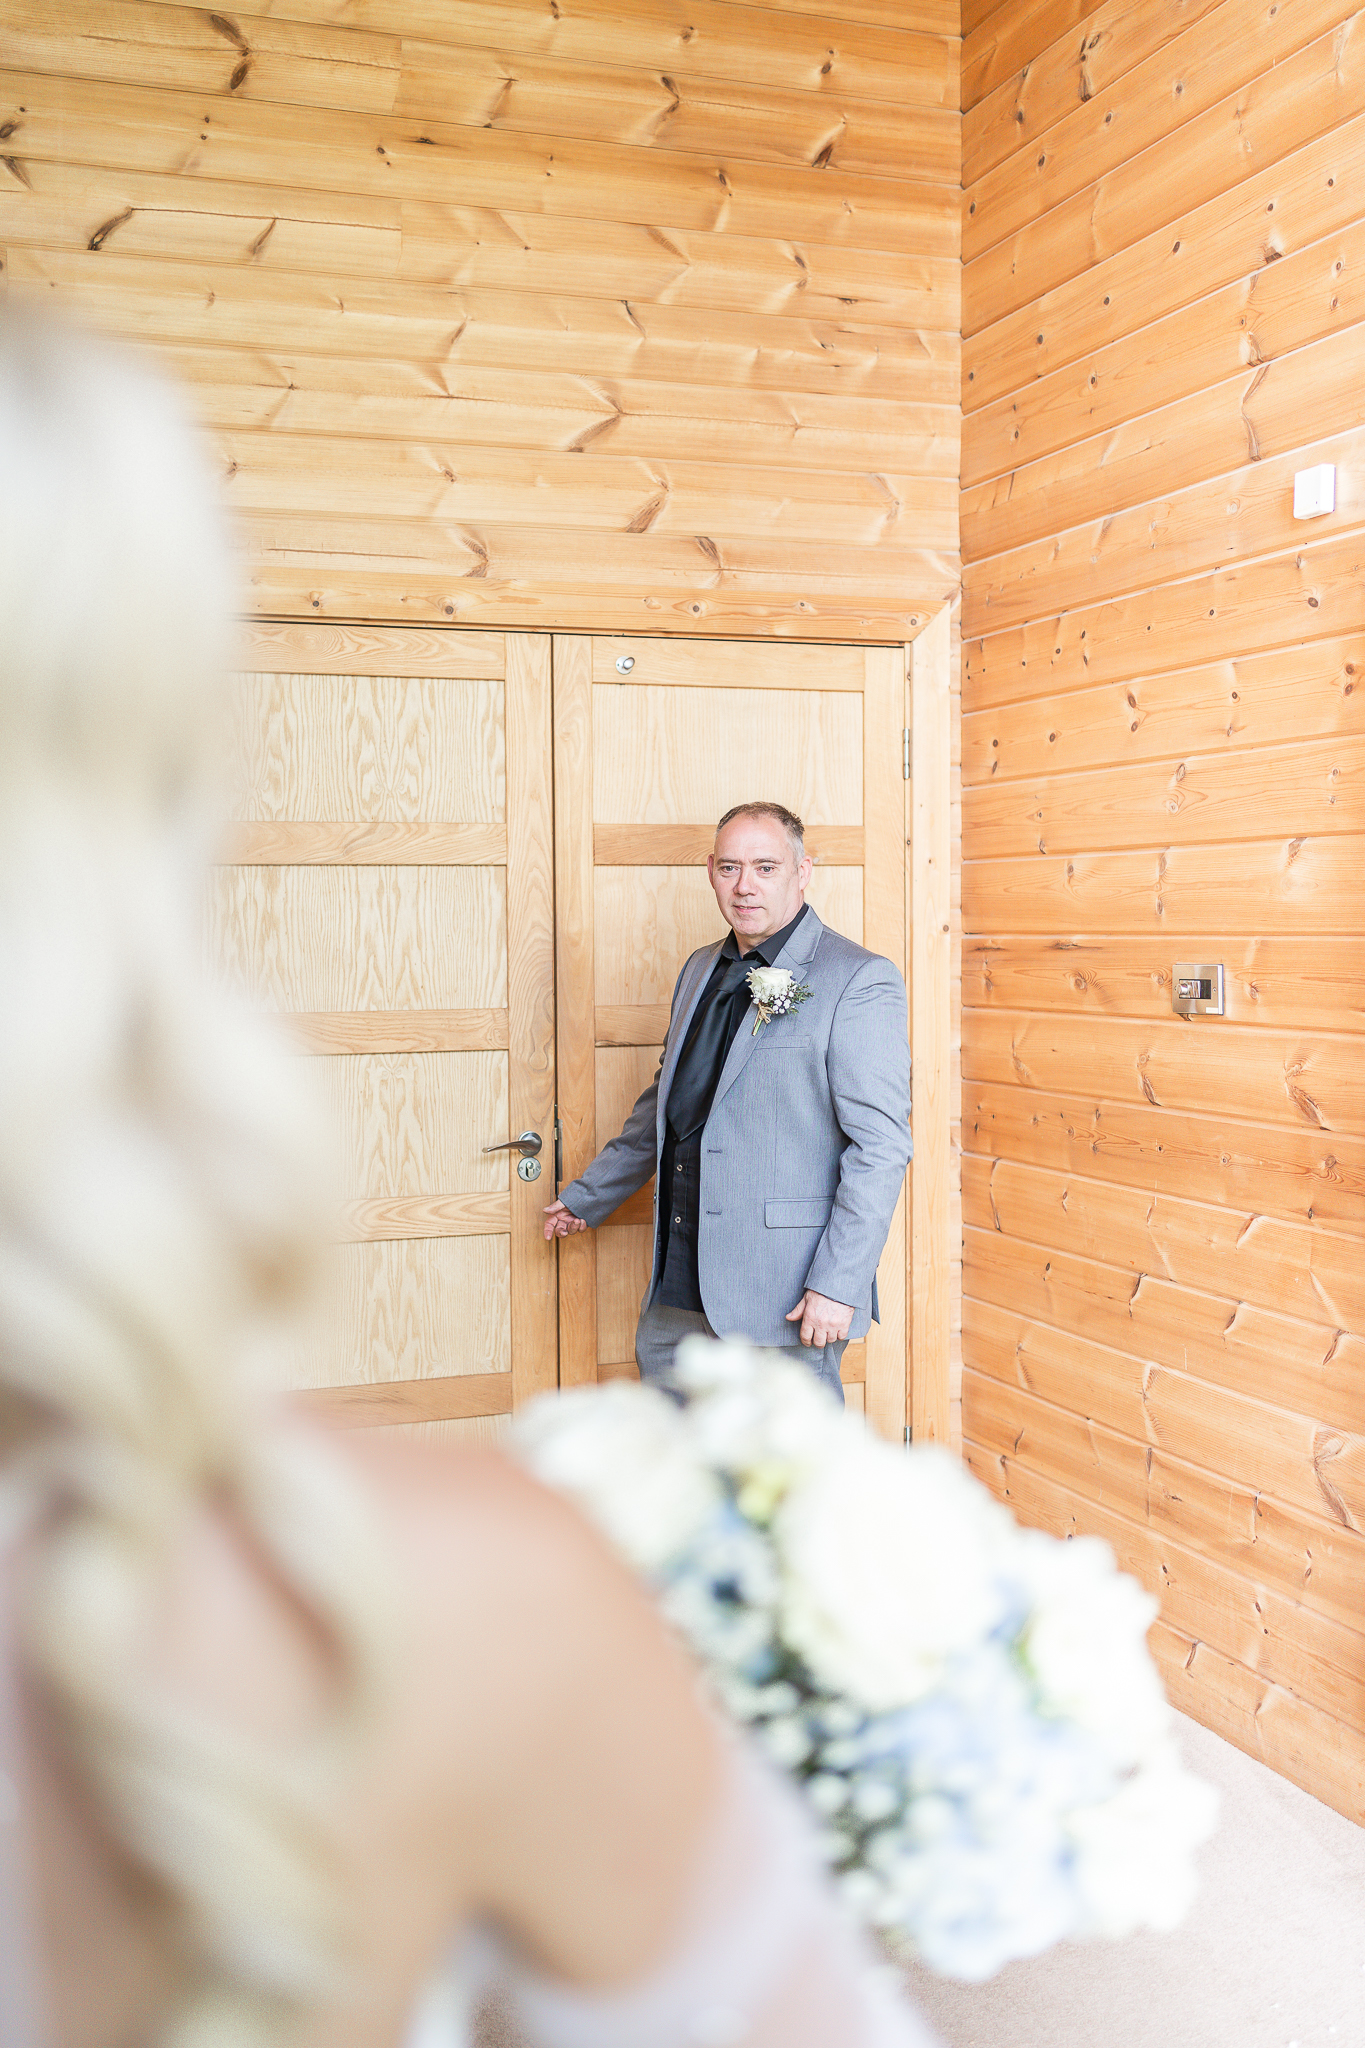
{"left": 543, "top": 801, "right": 912, "bottom": 1403}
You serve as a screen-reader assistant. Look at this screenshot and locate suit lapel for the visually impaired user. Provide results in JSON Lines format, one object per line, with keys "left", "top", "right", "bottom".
{"left": 708, "top": 906, "right": 825, "bottom": 1116}
{"left": 656, "top": 941, "right": 725, "bottom": 1143}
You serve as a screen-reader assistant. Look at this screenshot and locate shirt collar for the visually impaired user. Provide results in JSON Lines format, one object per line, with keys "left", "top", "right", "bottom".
{"left": 720, "top": 900, "right": 809, "bottom": 968}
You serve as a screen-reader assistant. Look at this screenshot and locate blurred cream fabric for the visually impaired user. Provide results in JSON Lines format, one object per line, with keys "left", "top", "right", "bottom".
{"left": 408, "top": 1735, "right": 939, "bottom": 2048}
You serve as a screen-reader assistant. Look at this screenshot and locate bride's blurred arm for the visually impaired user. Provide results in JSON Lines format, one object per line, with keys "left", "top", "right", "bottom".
{"left": 353, "top": 1440, "right": 935, "bottom": 2048}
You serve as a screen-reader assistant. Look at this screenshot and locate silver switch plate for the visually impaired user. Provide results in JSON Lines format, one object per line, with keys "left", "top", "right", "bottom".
{"left": 1172, "top": 961, "right": 1224, "bottom": 1017}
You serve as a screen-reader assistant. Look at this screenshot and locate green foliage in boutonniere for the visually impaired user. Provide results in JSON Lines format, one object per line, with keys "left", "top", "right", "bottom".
{"left": 745, "top": 964, "right": 814, "bottom": 1035}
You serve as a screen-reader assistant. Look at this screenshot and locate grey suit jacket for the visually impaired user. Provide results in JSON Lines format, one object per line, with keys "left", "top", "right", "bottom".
{"left": 558, "top": 908, "right": 912, "bottom": 1347}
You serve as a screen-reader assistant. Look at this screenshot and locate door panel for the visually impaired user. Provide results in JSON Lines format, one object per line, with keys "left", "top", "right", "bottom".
{"left": 215, "top": 623, "right": 556, "bottom": 1435}
{"left": 554, "top": 633, "right": 910, "bottom": 1439}
{"left": 592, "top": 684, "right": 864, "bottom": 826}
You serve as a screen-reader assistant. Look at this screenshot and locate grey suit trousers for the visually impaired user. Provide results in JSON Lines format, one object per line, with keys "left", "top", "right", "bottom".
{"left": 636, "top": 1302, "right": 846, "bottom": 1407}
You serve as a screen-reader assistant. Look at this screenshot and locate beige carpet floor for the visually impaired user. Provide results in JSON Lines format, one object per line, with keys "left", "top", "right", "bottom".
{"left": 473, "top": 1712, "right": 1365, "bottom": 2047}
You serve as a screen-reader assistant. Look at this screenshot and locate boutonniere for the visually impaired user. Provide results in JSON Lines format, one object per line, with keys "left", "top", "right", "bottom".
{"left": 745, "top": 964, "right": 813, "bottom": 1035}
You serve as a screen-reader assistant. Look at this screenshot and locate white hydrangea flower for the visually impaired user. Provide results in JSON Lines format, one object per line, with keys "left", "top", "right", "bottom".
{"left": 674, "top": 1338, "right": 858, "bottom": 1502}
{"left": 513, "top": 1382, "right": 719, "bottom": 1572}
{"left": 1020, "top": 1533, "right": 1170, "bottom": 1763}
{"left": 1069, "top": 1742, "right": 1219, "bottom": 1936}
{"left": 774, "top": 1441, "right": 1011, "bottom": 1710}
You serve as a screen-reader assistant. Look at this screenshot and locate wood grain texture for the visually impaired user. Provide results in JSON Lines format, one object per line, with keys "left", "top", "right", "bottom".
{"left": 6, "top": 73, "right": 958, "bottom": 259}
{"left": 964, "top": 1227, "right": 1365, "bottom": 1448}
{"left": 964, "top": 0, "right": 1229, "bottom": 175}
{"left": 861, "top": 643, "right": 909, "bottom": 1442}
{"left": 963, "top": 738, "right": 1365, "bottom": 859}
{"left": 337, "top": 1193, "right": 511, "bottom": 1241}
{"left": 229, "top": 671, "right": 503, "bottom": 824}
{"left": 239, "top": 621, "right": 506, "bottom": 677}
{"left": 304, "top": 1049, "right": 508, "bottom": 1201}
{"left": 963, "top": 935, "right": 1365, "bottom": 1035}
{"left": 963, "top": 7, "right": 1365, "bottom": 327}
{"left": 962, "top": 435, "right": 1365, "bottom": 637}
{"left": 10, "top": 2, "right": 403, "bottom": 111}
{"left": 182, "top": 348, "right": 961, "bottom": 481}
{"left": 593, "top": 683, "right": 864, "bottom": 825}
{"left": 596, "top": 1003, "right": 675, "bottom": 1046}
{"left": 963, "top": 108, "right": 1365, "bottom": 395}
{"left": 240, "top": 564, "right": 938, "bottom": 642}
{"left": 291, "top": 1373, "right": 513, "bottom": 1427}
{"left": 963, "top": 219, "right": 1365, "bottom": 487}
{"left": 963, "top": 1156, "right": 1365, "bottom": 1330}
{"left": 591, "top": 637, "right": 868, "bottom": 690}
{"left": 964, "top": 0, "right": 1359, "bottom": 268}
{"left": 14, "top": 0, "right": 959, "bottom": 641}
{"left": 963, "top": 0, "right": 1365, "bottom": 1818}
{"left": 964, "top": 836, "right": 1365, "bottom": 937}
{"left": 963, "top": 1310, "right": 1365, "bottom": 1637}
{"left": 13, "top": 11, "right": 949, "bottom": 178}
{"left": 910, "top": 607, "right": 952, "bottom": 1447}
{"left": 505, "top": 634, "right": 559, "bottom": 1407}
{"left": 208, "top": 865, "right": 506, "bottom": 1010}
{"left": 962, "top": 640, "right": 1365, "bottom": 784}
{"left": 220, "top": 822, "right": 507, "bottom": 864}
{"left": 553, "top": 635, "right": 600, "bottom": 1389}
{"left": 274, "top": 1009, "right": 508, "bottom": 1055}
{"left": 179, "top": 0, "right": 960, "bottom": 107}
{"left": 13, "top": 246, "right": 954, "bottom": 400}
{"left": 965, "top": 1079, "right": 1365, "bottom": 1232}
{"left": 964, "top": 530, "right": 1365, "bottom": 709}
{"left": 392, "top": 42, "right": 959, "bottom": 181}
{"left": 965, "top": 1008, "right": 1364, "bottom": 1134}
{"left": 283, "top": 1235, "right": 512, "bottom": 1391}
{"left": 963, "top": 1438, "right": 1365, "bottom": 1742}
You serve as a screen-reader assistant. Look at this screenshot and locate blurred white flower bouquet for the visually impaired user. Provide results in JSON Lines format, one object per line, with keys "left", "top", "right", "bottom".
{"left": 514, "top": 1340, "right": 1217, "bottom": 1982}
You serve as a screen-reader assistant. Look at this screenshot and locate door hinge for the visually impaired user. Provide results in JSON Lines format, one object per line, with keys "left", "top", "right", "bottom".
{"left": 902, "top": 727, "right": 911, "bottom": 780}
{"left": 553, "top": 1110, "right": 563, "bottom": 1187}
{"left": 904, "top": 1424, "right": 912, "bottom": 1445}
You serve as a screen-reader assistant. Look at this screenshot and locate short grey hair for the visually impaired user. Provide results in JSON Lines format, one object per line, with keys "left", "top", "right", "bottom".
{"left": 715, "top": 801, "right": 805, "bottom": 862}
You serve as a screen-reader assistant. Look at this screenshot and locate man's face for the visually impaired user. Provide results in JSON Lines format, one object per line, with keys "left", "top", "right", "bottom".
{"left": 707, "top": 814, "right": 812, "bottom": 952}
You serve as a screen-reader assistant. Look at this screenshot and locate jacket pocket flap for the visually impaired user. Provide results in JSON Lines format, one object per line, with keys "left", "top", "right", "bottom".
{"left": 764, "top": 1198, "right": 833, "bottom": 1228}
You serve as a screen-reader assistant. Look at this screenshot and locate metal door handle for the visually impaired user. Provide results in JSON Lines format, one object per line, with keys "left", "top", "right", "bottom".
{"left": 483, "top": 1130, "right": 543, "bottom": 1157}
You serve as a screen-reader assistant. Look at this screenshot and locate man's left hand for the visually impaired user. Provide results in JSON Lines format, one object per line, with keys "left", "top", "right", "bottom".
{"left": 785, "top": 1289, "right": 854, "bottom": 1348}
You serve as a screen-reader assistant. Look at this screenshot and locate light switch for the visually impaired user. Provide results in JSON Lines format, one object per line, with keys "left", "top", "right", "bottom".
{"left": 1293, "top": 464, "right": 1336, "bottom": 518}
{"left": 1172, "top": 962, "right": 1224, "bottom": 1018}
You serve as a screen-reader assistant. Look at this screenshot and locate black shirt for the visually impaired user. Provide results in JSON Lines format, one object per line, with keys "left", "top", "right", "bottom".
{"left": 656, "top": 903, "right": 810, "bottom": 1310}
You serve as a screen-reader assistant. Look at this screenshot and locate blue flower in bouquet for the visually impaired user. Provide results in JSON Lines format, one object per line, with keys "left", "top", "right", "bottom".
{"left": 514, "top": 1340, "right": 1217, "bottom": 1982}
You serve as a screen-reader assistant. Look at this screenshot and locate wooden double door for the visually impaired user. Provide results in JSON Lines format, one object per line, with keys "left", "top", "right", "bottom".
{"left": 214, "top": 624, "right": 912, "bottom": 1442}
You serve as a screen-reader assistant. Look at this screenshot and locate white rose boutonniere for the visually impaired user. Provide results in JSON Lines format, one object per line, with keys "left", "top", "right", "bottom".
{"left": 746, "top": 963, "right": 813, "bottom": 1035}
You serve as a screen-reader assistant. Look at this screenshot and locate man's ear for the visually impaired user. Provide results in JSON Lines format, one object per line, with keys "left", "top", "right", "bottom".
{"left": 797, "top": 854, "right": 814, "bottom": 892}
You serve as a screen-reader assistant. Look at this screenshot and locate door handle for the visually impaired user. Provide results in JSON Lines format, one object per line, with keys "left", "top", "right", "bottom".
{"left": 483, "top": 1130, "right": 543, "bottom": 1157}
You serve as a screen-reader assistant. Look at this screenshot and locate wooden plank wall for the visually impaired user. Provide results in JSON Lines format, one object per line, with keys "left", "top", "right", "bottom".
{"left": 961, "top": 0, "right": 1365, "bottom": 1818}
{"left": 2, "top": 0, "right": 959, "bottom": 638}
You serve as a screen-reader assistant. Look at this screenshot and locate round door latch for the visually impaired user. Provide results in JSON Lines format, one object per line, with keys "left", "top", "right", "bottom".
{"left": 615, "top": 654, "right": 635, "bottom": 673}
{"left": 517, "top": 1156, "right": 542, "bottom": 1182}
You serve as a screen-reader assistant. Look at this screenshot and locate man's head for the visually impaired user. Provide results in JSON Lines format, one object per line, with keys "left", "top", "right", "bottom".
{"left": 707, "top": 802, "right": 813, "bottom": 953}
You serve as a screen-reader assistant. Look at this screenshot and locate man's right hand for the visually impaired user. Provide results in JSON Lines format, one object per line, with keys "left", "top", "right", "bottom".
{"left": 543, "top": 1200, "right": 589, "bottom": 1241}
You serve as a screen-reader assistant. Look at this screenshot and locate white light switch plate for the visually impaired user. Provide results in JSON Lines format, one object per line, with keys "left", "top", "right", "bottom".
{"left": 1293, "top": 464, "right": 1336, "bottom": 518}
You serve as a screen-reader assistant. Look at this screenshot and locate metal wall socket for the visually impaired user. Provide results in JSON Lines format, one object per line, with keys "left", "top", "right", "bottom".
{"left": 1172, "top": 961, "right": 1224, "bottom": 1017}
